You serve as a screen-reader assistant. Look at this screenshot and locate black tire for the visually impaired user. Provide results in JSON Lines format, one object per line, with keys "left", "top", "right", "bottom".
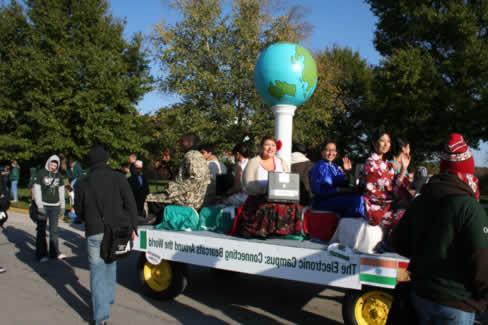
{"left": 137, "top": 253, "right": 188, "bottom": 300}
{"left": 342, "top": 287, "right": 393, "bottom": 325}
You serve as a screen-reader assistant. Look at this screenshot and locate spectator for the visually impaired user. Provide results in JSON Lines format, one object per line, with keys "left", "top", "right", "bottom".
{"left": 33, "top": 155, "right": 66, "bottom": 262}
{"left": 1, "top": 165, "right": 10, "bottom": 194}
{"left": 291, "top": 143, "right": 313, "bottom": 206}
{"left": 66, "top": 158, "right": 83, "bottom": 189}
{"left": 0, "top": 176, "right": 8, "bottom": 273}
{"left": 145, "top": 133, "right": 210, "bottom": 210}
{"left": 154, "top": 149, "right": 174, "bottom": 180}
{"left": 128, "top": 153, "right": 137, "bottom": 177}
{"left": 200, "top": 143, "right": 227, "bottom": 204}
{"left": 392, "top": 133, "right": 488, "bottom": 325}
{"left": 75, "top": 145, "right": 138, "bottom": 325}
{"left": 237, "top": 136, "right": 301, "bottom": 238}
{"left": 128, "top": 160, "right": 149, "bottom": 217}
{"left": 309, "top": 141, "right": 365, "bottom": 218}
{"left": 9, "top": 160, "right": 20, "bottom": 202}
{"left": 223, "top": 144, "right": 250, "bottom": 206}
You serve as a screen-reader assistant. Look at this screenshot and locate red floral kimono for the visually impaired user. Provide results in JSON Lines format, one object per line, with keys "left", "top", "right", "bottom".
{"left": 362, "top": 153, "right": 410, "bottom": 229}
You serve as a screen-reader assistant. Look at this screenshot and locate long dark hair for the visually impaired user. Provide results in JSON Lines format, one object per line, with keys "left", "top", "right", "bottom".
{"left": 393, "top": 138, "right": 409, "bottom": 157}
{"left": 370, "top": 130, "right": 391, "bottom": 155}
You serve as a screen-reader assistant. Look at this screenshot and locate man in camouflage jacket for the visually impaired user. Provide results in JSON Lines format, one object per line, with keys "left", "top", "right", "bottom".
{"left": 145, "top": 134, "right": 210, "bottom": 210}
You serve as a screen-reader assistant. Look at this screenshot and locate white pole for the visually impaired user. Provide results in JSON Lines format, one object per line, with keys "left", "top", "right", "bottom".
{"left": 273, "top": 104, "right": 297, "bottom": 168}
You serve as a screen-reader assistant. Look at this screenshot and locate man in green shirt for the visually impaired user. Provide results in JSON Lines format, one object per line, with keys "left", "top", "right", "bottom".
{"left": 392, "top": 134, "right": 487, "bottom": 324}
{"left": 33, "top": 155, "right": 66, "bottom": 262}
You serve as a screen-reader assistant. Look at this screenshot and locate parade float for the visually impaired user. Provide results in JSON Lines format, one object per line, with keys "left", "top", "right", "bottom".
{"left": 133, "top": 43, "right": 408, "bottom": 325}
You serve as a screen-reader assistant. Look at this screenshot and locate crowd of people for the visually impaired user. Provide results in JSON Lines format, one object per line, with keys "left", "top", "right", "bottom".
{"left": 0, "top": 130, "right": 486, "bottom": 324}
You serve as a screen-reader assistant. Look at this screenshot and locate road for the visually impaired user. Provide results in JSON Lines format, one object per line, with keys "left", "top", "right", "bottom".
{"left": 0, "top": 210, "right": 344, "bottom": 325}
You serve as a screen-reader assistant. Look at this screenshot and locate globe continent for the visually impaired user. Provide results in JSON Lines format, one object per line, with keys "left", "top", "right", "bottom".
{"left": 254, "top": 42, "right": 318, "bottom": 107}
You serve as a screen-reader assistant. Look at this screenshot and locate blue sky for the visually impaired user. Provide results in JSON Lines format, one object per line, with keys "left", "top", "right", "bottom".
{"left": 108, "top": 0, "right": 487, "bottom": 165}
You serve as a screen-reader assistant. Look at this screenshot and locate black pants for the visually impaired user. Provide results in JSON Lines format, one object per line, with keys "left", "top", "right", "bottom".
{"left": 36, "top": 206, "right": 61, "bottom": 259}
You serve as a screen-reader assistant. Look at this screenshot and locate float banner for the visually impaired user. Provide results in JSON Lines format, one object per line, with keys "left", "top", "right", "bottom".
{"left": 359, "top": 257, "right": 398, "bottom": 289}
{"left": 136, "top": 229, "right": 362, "bottom": 289}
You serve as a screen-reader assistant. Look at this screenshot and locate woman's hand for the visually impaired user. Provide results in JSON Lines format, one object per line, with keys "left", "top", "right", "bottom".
{"left": 400, "top": 153, "right": 411, "bottom": 171}
{"left": 342, "top": 157, "right": 353, "bottom": 172}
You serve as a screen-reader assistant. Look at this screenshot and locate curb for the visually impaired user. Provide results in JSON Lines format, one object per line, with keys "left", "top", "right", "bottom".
{"left": 9, "top": 207, "right": 28, "bottom": 214}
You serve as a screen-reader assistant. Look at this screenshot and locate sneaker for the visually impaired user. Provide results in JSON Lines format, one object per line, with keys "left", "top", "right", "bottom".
{"left": 57, "top": 253, "right": 67, "bottom": 260}
{"left": 0, "top": 266, "right": 6, "bottom": 273}
{"left": 39, "top": 257, "right": 49, "bottom": 263}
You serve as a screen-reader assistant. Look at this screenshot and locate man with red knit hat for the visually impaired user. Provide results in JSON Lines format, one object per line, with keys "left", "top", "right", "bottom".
{"left": 392, "top": 133, "right": 488, "bottom": 324}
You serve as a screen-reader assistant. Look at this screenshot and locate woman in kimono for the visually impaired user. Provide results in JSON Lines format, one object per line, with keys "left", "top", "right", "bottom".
{"left": 362, "top": 131, "right": 411, "bottom": 229}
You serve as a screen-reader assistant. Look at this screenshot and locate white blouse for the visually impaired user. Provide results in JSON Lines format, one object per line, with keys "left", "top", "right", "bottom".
{"left": 257, "top": 157, "right": 284, "bottom": 190}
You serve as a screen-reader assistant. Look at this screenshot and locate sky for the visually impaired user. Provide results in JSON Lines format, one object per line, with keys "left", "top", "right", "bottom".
{"left": 108, "top": 0, "right": 487, "bottom": 166}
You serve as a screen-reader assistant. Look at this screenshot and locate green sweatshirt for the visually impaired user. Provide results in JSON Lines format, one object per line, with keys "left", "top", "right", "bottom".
{"left": 9, "top": 167, "right": 19, "bottom": 181}
{"left": 392, "top": 174, "right": 488, "bottom": 312}
{"left": 33, "top": 155, "right": 65, "bottom": 208}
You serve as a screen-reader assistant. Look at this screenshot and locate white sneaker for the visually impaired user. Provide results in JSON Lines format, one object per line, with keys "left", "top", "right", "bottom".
{"left": 57, "top": 254, "right": 67, "bottom": 260}
{"left": 0, "top": 266, "right": 6, "bottom": 273}
{"left": 39, "top": 257, "right": 49, "bottom": 263}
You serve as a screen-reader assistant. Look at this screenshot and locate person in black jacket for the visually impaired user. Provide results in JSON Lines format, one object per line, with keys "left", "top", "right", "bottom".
{"left": 74, "top": 145, "right": 138, "bottom": 325}
{"left": 128, "top": 160, "right": 149, "bottom": 217}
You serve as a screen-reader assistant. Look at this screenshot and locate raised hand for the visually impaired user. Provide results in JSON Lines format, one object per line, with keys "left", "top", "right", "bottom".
{"left": 400, "top": 153, "right": 411, "bottom": 171}
{"left": 342, "top": 157, "right": 353, "bottom": 172}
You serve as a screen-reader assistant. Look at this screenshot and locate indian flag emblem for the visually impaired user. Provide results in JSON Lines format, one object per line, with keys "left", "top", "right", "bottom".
{"left": 359, "top": 257, "right": 398, "bottom": 288}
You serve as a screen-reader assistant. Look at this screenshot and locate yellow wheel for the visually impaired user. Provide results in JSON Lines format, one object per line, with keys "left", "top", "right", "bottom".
{"left": 143, "top": 260, "right": 172, "bottom": 292}
{"left": 343, "top": 288, "right": 393, "bottom": 325}
{"left": 137, "top": 253, "right": 188, "bottom": 300}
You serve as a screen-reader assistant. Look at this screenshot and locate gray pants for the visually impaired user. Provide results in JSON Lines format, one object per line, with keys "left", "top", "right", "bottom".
{"left": 36, "top": 206, "right": 61, "bottom": 259}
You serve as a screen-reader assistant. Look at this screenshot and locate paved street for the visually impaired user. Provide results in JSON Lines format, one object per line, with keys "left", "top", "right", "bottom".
{"left": 0, "top": 210, "right": 344, "bottom": 325}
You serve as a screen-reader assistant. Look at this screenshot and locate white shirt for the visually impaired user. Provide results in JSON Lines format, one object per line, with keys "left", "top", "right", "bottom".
{"left": 257, "top": 158, "right": 284, "bottom": 190}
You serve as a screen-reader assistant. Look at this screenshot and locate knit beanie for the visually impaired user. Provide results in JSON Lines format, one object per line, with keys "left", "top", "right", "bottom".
{"left": 88, "top": 145, "right": 109, "bottom": 167}
{"left": 439, "top": 133, "right": 475, "bottom": 175}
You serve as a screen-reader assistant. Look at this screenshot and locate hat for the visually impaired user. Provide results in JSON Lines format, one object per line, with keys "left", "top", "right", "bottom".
{"left": 134, "top": 160, "right": 143, "bottom": 168}
{"left": 439, "top": 133, "right": 475, "bottom": 175}
{"left": 88, "top": 145, "right": 109, "bottom": 166}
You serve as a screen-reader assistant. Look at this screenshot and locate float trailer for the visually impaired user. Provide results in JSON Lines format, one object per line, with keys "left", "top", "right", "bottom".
{"left": 133, "top": 227, "right": 409, "bottom": 325}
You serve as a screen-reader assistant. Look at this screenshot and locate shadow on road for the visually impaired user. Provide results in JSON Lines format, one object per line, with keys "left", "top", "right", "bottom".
{"left": 4, "top": 223, "right": 343, "bottom": 324}
{"left": 2, "top": 225, "right": 92, "bottom": 322}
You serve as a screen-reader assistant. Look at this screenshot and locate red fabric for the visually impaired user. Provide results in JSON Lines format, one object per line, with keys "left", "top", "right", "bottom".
{"left": 228, "top": 206, "right": 244, "bottom": 235}
{"left": 237, "top": 195, "right": 301, "bottom": 238}
{"left": 362, "top": 153, "right": 410, "bottom": 228}
{"left": 302, "top": 209, "right": 338, "bottom": 241}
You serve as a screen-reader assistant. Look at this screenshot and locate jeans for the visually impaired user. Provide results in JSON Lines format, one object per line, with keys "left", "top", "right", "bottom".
{"left": 411, "top": 291, "right": 475, "bottom": 325}
{"left": 36, "top": 206, "right": 61, "bottom": 259}
{"left": 87, "top": 233, "right": 116, "bottom": 324}
{"left": 10, "top": 180, "right": 18, "bottom": 201}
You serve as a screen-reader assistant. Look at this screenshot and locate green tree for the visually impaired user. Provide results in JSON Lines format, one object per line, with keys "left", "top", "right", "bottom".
{"left": 151, "top": 0, "right": 311, "bottom": 153}
{"left": 294, "top": 47, "right": 374, "bottom": 159}
{"left": 0, "top": 0, "right": 152, "bottom": 164}
{"left": 367, "top": 0, "right": 488, "bottom": 156}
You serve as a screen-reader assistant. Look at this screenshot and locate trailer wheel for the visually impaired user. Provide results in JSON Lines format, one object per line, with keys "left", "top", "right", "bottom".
{"left": 137, "top": 253, "right": 188, "bottom": 300}
{"left": 342, "top": 288, "right": 393, "bottom": 325}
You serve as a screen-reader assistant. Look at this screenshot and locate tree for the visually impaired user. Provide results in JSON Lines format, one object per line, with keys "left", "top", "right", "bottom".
{"left": 152, "top": 0, "right": 311, "bottom": 152}
{"left": 294, "top": 47, "right": 374, "bottom": 159}
{"left": 367, "top": 0, "right": 488, "bottom": 156}
{"left": 0, "top": 0, "right": 152, "bottom": 164}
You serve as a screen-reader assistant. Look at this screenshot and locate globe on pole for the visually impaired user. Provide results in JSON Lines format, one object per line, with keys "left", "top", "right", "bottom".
{"left": 254, "top": 42, "right": 318, "bottom": 107}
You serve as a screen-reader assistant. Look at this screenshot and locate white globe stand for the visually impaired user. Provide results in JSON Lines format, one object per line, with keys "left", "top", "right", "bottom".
{"left": 273, "top": 104, "right": 297, "bottom": 168}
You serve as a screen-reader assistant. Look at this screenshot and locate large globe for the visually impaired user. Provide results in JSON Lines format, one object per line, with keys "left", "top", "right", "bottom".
{"left": 254, "top": 42, "right": 318, "bottom": 107}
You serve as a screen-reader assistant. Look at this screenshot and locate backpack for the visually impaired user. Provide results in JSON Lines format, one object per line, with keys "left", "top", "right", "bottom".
{"left": 0, "top": 211, "right": 7, "bottom": 228}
